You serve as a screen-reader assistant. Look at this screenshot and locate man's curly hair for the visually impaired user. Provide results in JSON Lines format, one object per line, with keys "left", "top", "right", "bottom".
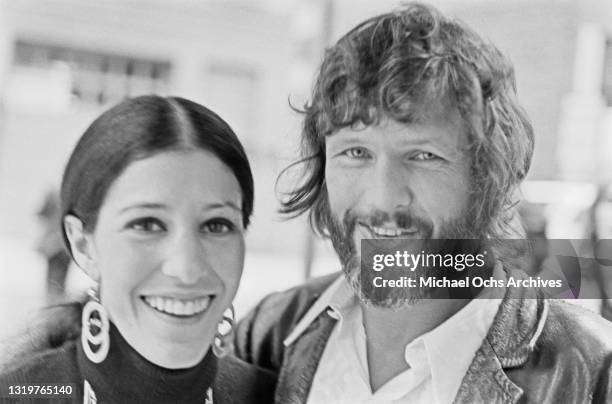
{"left": 279, "top": 2, "right": 534, "bottom": 239}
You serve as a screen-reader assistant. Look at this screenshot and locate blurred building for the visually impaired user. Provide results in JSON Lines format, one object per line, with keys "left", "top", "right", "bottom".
{"left": 0, "top": 0, "right": 322, "bottom": 256}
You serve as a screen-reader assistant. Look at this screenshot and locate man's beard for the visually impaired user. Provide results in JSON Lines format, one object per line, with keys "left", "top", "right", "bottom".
{"left": 327, "top": 206, "right": 484, "bottom": 309}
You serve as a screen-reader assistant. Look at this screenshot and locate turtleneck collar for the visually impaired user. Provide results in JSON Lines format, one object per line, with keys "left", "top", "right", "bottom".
{"left": 77, "top": 321, "right": 217, "bottom": 403}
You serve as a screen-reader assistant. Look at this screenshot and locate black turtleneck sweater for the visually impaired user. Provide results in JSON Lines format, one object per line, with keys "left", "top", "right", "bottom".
{"left": 0, "top": 321, "right": 274, "bottom": 403}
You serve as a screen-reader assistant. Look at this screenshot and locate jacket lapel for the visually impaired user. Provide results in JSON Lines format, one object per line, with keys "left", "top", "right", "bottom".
{"left": 454, "top": 269, "right": 549, "bottom": 404}
{"left": 453, "top": 339, "right": 523, "bottom": 404}
{"left": 275, "top": 313, "right": 337, "bottom": 404}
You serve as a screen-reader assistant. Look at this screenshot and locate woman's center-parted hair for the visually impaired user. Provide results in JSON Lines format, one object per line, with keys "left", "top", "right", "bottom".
{"left": 279, "top": 2, "right": 534, "bottom": 239}
{"left": 60, "top": 95, "right": 254, "bottom": 255}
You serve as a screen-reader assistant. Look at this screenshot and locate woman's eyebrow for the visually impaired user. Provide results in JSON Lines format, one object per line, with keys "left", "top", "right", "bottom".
{"left": 117, "top": 201, "right": 242, "bottom": 214}
{"left": 203, "top": 201, "right": 242, "bottom": 212}
{"left": 118, "top": 203, "right": 167, "bottom": 214}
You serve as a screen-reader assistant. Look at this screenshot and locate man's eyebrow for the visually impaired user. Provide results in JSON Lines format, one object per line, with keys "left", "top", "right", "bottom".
{"left": 397, "top": 137, "right": 438, "bottom": 146}
{"left": 326, "top": 131, "right": 371, "bottom": 145}
{"left": 329, "top": 132, "right": 448, "bottom": 147}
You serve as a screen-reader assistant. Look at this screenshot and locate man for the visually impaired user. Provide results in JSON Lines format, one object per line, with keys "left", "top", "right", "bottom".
{"left": 235, "top": 3, "right": 612, "bottom": 403}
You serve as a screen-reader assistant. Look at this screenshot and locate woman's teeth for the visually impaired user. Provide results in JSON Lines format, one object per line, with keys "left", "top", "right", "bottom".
{"left": 143, "top": 296, "right": 211, "bottom": 316}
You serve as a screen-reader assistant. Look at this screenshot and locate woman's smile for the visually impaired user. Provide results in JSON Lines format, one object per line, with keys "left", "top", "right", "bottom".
{"left": 141, "top": 295, "right": 213, "bottom": 318}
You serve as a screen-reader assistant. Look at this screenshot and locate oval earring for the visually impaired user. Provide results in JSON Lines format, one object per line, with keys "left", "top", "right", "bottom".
{"left": 212, "top": 305, "right": 235, "bottom": 358}
{"left": 81, "top": 287, "right": 110, "bottom": 364}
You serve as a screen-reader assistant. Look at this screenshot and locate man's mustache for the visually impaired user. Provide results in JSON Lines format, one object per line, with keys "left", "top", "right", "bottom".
{"left": 342, "top": 209, "right": 434, "bottom": 236}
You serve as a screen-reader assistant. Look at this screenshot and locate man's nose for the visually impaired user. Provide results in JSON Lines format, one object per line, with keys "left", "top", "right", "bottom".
{"left": 161, "top": 232, "right": 210, "bottom": 284}
{"left": 361, "top": 158, "right": 412, "bottom": 212}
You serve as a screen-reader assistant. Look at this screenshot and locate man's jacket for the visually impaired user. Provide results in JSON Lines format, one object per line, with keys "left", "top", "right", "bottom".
{"left": 235, "top": 271, "right": 612, "bottom": 403}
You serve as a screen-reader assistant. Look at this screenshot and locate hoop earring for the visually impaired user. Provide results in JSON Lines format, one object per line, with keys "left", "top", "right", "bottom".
{"left": 81, "top": 287, "right": 110, "bottom": 364}
{"left": 213, "top": 305, "right": 235, "bottom": 358}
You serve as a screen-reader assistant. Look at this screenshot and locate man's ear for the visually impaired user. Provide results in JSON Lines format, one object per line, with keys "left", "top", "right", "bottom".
{"left": 63, "top": 215, "right": 100, "bottom": 282}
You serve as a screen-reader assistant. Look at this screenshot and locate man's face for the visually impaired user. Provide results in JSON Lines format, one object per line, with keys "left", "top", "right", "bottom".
{"left": 324, "top": 107, "right": 475, "bottom": 307}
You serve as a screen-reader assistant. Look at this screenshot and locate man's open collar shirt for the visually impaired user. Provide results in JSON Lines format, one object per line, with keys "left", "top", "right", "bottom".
{"left": 287, "top": 267, "right": 504, "bottom": 404}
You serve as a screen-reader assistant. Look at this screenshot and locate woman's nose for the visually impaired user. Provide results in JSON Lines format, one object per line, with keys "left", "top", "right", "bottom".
{"left": 160, "top": 232, "right": 210, "bottom": 284}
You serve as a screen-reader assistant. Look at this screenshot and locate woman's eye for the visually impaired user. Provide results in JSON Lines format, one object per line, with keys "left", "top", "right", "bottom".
{"left": 341, "top": 147, "right": 370, "bottom": 159}
{"left": 413, "top": 151, "right": 440, "bottom": 161}
{"left": 202, "top": 219, "right": 235, "bottom": 234}
{"left": 127, "top": 217, "right": 165, "bottom": 233}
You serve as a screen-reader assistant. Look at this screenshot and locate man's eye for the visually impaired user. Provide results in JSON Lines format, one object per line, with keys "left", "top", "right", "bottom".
{"left": 413, "top": 152, "right": 440, "bottom": 161}
{"left": 342, "top": 147, "right": 370, "bottom": 159}
{"left": 127, "top": 218, "right": 165, "bottom": 233}
{"left": 202, "top": 219, "right": 235, "bottom": 234}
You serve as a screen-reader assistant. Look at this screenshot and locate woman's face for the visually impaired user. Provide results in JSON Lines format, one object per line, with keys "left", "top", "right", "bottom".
{"left": 82, "top": 150, "right": 245, "bottom": 368}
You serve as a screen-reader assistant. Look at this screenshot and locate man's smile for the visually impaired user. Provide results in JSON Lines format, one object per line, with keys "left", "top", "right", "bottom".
{"left": 357, "top": 221, "right": 420, "bottom": 238}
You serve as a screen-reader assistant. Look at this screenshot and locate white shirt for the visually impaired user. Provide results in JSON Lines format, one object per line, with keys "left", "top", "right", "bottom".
{"left": 285, "top": 265, "right": 505, "bottom": 404}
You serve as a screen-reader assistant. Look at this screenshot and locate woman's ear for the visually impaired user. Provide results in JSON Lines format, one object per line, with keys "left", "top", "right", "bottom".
{"left": 63, "top": 215, "right": 100, "bottom": 281}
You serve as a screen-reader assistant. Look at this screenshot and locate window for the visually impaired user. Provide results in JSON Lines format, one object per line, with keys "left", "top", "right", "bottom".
{"left": 12, "top": 40, "right": 171, "bottom": 106}
{"left": 603, "top": 38, "right": 612, "bottom": 106}
{"left": 202, "top": 63, "right": 259, "bottom": 148}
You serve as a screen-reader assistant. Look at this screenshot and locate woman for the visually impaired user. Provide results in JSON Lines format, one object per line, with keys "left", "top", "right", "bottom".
{"left": 0, "top": 96, "right": 275, "bottom": 403}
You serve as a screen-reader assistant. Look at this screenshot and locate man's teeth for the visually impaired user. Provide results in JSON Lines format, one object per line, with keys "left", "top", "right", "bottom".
{"left": 369, "top": 226, "right": 414, "bottom": 237}
{"left": 143, "top": 296, "right": 210, "bottom": 316}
